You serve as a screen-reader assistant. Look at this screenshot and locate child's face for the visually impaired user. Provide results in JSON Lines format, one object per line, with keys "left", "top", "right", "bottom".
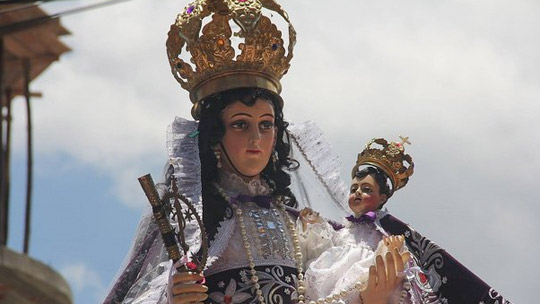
{"left": 348, "top": 175, "right": 388, "bottom": 215}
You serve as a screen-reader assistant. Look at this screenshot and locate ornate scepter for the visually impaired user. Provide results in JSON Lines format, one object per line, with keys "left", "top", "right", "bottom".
{"left": 138, "top": 173, "right": 208, "bottom": 273}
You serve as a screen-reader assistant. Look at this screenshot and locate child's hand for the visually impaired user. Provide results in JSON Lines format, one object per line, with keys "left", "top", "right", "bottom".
{"left": 383, "top": 235, "right": 404, "bottom": 251}
{"left": 383, "top": 235, "right": 410, "bottom": 265}
{"left": 299, "top": 208, "right": 320, "bottom": 230}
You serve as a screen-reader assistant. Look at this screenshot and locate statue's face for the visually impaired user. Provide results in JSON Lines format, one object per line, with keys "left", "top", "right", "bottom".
{"left": 348, "top": 175, "right": 387, "bottom": 215}
{"left": 219, "top": 98, "right": 276, "bottom": 178}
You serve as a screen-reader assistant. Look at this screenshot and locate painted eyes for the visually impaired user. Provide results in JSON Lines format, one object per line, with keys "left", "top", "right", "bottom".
{"left": 260, "top": 121, "right": 274, "bottom": 130}
{"left": 361, "top": 187, "right": 373, "bottom": 194}
{"left": 350, "top": 186, "right": 373, "bottom": 194}
{"left": 231, "top": 121, "right": 248, "bottom": 129}
{"left": 230, "top": 120, "right": 274, "bottom": 130}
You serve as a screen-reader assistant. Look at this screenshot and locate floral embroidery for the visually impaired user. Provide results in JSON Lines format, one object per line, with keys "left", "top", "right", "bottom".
{"left": 239, "top": 270, "right": 249, "bottom": 284}
{"left": 407, "top": 229, "right": 444, "bottom": 293}
{"left": 209, "top": 279, "right": 251, "bottom": 304}
{"left": 207, "top": 265, "right": 297, "bottom": 303}
{"left": 486, "top": 288, "right": 512, "bottom": 304}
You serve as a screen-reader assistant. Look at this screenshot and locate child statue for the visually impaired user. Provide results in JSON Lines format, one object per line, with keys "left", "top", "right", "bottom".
{"left": 299, "top": 137, "right": 438, "bottom": 304}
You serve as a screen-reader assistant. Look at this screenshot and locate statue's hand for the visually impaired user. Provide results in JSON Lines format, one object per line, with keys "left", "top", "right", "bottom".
{"left": 170, "top": 272, "right": 208, "bottom": 304}
{"left": 299, "top": 207, "right": 321, "bottom": 231}
{"left": 360, "top": 248, "right": 409, "bottom": 304}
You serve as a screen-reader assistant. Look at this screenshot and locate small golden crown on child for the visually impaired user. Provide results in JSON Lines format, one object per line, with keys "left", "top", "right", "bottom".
{"left": 351, "top": 136, "right": 414, "bottom": 195}
{"left": 166, "top": 0, "right": 296, "bottom": 119}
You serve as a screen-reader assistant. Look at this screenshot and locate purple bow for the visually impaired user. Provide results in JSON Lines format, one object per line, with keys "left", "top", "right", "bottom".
{"left": 346, "top": 211, "right": 377, "bottom": 224}
{"left": 232, "top": 194, "right": 273, "bottom": 208}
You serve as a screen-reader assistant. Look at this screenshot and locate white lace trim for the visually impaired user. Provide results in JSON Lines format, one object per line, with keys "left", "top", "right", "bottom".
{"left": 304, "top": 243, "right": 374, "bottom": 304}
{"left": 296, "top": 218, "right": 337, "bottom": 265}
{"left": 166, "top": 117, "right": 204, "bottom": 257}
{"left": 339, "top": 222, "right": 383, "bottom": 251}
{"left": 167, "top": 117, "right": 202, "bottom": 204}
{"left": 206, "top": 217, "right": 236, "bottom": 269}
{"left": 288, "top": 121, "right": 349, "bottom": 212}
{"left": 217, "top": 171, "right": 270, "bottom": 196}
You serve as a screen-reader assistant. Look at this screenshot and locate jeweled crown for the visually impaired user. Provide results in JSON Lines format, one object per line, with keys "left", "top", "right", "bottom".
{"left": 351, "top": 136, "right": 414, "bottom": 195}
{"left": 166, "top": 0, "right": 296, "bottom": 119}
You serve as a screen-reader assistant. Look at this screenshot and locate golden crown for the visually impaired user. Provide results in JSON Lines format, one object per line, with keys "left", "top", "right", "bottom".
{"left": 351, "top": 136, "right": 414, "bottom": 195}
{"left": 166, "top": 0, "right": 296, "bottom": 119}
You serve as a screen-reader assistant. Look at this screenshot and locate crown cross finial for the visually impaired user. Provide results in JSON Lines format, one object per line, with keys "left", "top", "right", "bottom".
{"left": 399, "top": 136, "right": 411, "bottom": 146}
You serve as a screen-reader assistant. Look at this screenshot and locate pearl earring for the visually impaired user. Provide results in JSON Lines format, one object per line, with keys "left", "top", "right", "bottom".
{"left": 272, "top": 150, "right": 278, "bottom": 171}
{"left": 214, "top": 148, "right": 222, "bottom": 168}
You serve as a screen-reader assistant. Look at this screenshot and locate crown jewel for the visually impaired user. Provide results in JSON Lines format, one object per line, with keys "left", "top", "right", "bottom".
{"left": 352, "top": 136, "right": 414, "bottom": 195}
{"left": 166, "top": 0, "right": 296, "bottom": 118}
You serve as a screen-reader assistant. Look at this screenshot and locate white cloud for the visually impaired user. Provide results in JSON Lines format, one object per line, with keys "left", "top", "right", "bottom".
{"left": 60, "top": 262, "right": 106, "bottom": 302}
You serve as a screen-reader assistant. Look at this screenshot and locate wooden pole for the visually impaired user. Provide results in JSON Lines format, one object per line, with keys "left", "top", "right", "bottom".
{"left": 23, "top": 58, "right": 32, "bottom": 254}
{"left": 0, "top": 36, "right": 6, "bottom": 246}
{"left": 2, "top": 88, "right": 12, "bottom": 247}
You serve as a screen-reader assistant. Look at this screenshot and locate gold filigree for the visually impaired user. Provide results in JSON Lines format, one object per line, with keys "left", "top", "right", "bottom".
{"left": 196, "top": 14, "right": 235, "bottom": 71}
{"left": 352, "top": 137, "right": 414, "bottom": 195}
{"left": 226, "top": 0, "right": 262, "bottom": 33}
{"left": 166, "top": 0, "right": 296, "bottom": 118}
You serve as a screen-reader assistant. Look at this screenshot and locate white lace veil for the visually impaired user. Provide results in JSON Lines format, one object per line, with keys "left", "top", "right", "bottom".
{"left": 104, "top": 117, "right": 349, "bottom": 303}
{"left": 288, "top": 121, "right": 348, "bottom": 221}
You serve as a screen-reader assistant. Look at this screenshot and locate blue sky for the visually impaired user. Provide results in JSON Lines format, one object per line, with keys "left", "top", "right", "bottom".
{"left": 8, "top": 153, "right": 141, "bottom": 302}
{"left": 6, "top": 0, "right": 540, "bottom": 303}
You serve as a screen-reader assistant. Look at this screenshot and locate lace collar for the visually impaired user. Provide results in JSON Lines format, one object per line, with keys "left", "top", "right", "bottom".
{"left": 217, "top": 171, "right": 271, "bottom": 196}
{"left": 344, "top": 209, "right": 390, "bottom": 236}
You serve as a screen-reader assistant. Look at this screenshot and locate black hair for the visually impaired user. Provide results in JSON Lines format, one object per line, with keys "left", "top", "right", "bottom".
{"left": 354, "top": 166, "right": 391, "bottom": 207}
{"left": 198, "top": 87, "right": 299, "bottom": 240}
